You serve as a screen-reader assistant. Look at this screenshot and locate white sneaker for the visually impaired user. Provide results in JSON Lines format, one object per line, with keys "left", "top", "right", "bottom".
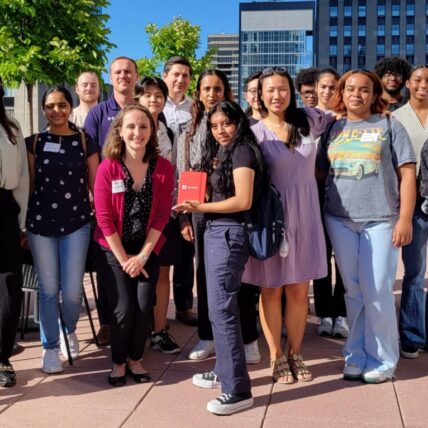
{"left": 317, "top": 317, "right": 333, "bottom": 336}
{"left": 188, "top": 340, "right": 215, "bottom": 360}
{"left": 333, "top": 316, "right": 349, "bottom": 338}
{"left": 362, "top": 368, "right": 391, "bottom": 384}
{"left": 207, "top": 392, "right": 254, "bottom": 415}
{"left": 192, "top": 372, "right": 220, "bottom": 389}
{"left": 60, "top": 331, "right": 79, "bottom": 359}
{"left": 343, "top": 363, "right": 362, "bottom": 381}
{"left": 244, "top": 340, "right": 261, "bottom": 364}
{"left": 42, "top": 349, "right": 63, "bottom": 374}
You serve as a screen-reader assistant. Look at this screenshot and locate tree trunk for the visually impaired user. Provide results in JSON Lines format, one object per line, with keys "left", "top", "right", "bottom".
{"left": 26, "top": 83, "right": 34, "bottom": 135}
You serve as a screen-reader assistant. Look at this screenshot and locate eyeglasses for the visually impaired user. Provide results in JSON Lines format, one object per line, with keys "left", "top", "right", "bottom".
{"left": 301, "top": 90, "right": 316, "bottom": 98}
{"left": 383, "top": 72, "right": 403, "bottom": 81}
{"left": 261, "top": 66, "right": 288, "bottom": 75}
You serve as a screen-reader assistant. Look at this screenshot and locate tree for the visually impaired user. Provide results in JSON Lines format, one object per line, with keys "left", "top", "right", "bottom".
{"left": 0, "top": 0, "right": 115, "bottom": 133}
{"left": 136, "top": 17, "right": 215, "bottom": 94}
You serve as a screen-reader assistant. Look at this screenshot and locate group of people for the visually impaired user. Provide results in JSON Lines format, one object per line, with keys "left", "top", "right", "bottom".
{"left": 0, "top": 54, "right": 427, "bottom": 416}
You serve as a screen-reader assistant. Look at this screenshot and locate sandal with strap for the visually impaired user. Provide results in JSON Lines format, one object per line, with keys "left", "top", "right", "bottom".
{"left": 288, "top": 354, "right": 313, "bottom": 382}
{"left": 270, "top": 355, "right": 294, "bottom": 384}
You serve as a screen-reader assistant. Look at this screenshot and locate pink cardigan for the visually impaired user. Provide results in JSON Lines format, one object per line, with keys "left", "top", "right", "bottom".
{"left": 94, "top": 156, "right": 174, "bottom": 255}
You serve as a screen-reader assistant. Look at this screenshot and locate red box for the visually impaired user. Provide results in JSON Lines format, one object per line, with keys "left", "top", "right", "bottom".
{"left": 177, "top": 171, "right": 207, "bottom": 204}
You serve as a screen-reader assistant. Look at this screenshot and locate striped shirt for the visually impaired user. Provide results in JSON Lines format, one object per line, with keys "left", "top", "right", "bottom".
{"left": 393, "top": 102, "right": 428, "bottom": 173}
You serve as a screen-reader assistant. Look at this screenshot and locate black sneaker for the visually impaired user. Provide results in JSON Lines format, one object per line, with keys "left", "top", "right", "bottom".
{"left": 400, "top": 345, "right": 419, "bottom": 359}
{"left": 150, "top": 330, "right": 181, "bottom": 354}
{"left": 207, "top": 392, "right": 254, "bottom": 415}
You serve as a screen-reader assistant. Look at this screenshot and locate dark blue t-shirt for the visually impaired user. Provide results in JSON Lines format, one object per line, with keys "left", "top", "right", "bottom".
{"left": 25, "top": 131, "right": 98, "bottom": 236}
{"left": 83, "top": 96, "right": 121, "bottom": 151}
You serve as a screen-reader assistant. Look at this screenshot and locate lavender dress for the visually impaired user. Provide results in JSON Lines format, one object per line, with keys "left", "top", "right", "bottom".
{"left": 242, "top": 108, "right": 332, "bottom": 288}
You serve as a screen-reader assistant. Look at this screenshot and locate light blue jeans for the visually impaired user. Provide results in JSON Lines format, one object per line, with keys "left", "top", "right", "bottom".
{"left": 325, "top": 215, "right": 399, "bottom": 376}
{"left": 28, "top": 223, "right": 90, "bottom": 349}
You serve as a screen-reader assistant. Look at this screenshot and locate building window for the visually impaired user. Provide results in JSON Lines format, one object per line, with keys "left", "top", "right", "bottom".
{"left": 392, "top": 44, "right": 400, "bottom": 55}
{"left": 407, "top": 24, "right": 415, "bottom": 36}
{"left": 377, "top": 44, "right": 385, "bottom": 55}
{"left": 377, "top": 4, "right": 385, "bottom": 16}
{"left": 330, "top": 26, "right": 337, "bottom": 37}
{"left": 329, "top": 45, "right": 338, "bottom": 56}
{"left": 392, "top": 2, "right": 400, "bottom": 17}
{"left": 358, "top": 6, "right": 366, "bottom": 17}
{"left": 392, "top": 24, "right": 400, "bottom": 36}
{"left": 358, "top": 44, "right": 366, "bottom": 55}
{"left": 330, "top": 17, "right": 338, "bottom": 26}
{"left": 407, "top": 1, "right": 415, "bottom": 16}
{"left": 377, "top": 25, "right": 385, "bottom": 36}
{"left": 358, "top": 25, "right": 366, "bottom": 37}
{"left": 407, "top": 55, "right": 414, "bottom": 64}
{"left": 344, "top": 44, "right": 351, "bottom": 56}
{"left": 329, "top": 56, "right": 337, "bottom": 68}
{"left": 344, "top": 6, "right": 352, "bottom": 17}
{"left": 330, "top": 6, "right": 338, "bottom": 17}
{"left": 406, "top": 44, "right": 414, "bottom": 55}
{"left": 344, "top": 25, "right": 352, "bottom": 37}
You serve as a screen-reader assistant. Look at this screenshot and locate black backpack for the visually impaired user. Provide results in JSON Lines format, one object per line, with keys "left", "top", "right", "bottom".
{"left": 243, "top": 177, "right": 284, "bottom": 261}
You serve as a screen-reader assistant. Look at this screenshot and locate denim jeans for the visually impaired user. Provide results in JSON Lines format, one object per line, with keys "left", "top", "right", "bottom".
{"left": 28, "top": 223, "right": 90, "bottom": 349}
{"left": 325, "top": 215, "right": 399, "bottom": 376}
{"left": 400, "top": 201, "right": 428, "bottom": 348}
{"left": 205, "top": 221, "right": 251, "bottom": 395}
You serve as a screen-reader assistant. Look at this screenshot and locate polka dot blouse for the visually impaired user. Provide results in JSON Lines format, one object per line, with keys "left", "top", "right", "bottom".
{"left": 25, "top": 131, "right": 98, "bottom": 236}
{"left": 121, "top": 158, "right": 156, "bottom": 245}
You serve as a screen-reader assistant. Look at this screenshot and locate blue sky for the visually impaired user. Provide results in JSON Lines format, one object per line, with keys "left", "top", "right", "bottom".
{"left": 104, "top": 0, "right": 241, "bottom": 73}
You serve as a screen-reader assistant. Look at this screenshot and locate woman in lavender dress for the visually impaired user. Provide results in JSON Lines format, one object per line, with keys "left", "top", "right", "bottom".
{"left": 243, "top": 67, "right": 333, "bottom": 383}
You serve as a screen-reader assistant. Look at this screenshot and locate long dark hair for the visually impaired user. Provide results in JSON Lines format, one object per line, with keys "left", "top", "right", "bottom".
{"left": 201, "top": 101, "right": 264, "bottom": 198}
{"left": 188, "top": 69, "right": 234, "bottom": 142}
{"left": 258, "top": 67, "right": 310, "bottom": 149}
{"left": 0, "top": 81, "right": 18, "bottom": 144}
{"left": 41, "top": 85, "right": 79, "bottom": 132}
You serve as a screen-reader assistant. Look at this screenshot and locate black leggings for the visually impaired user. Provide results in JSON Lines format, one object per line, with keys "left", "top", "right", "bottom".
{"left": 96, "top": 244, "right": 159, "bottom": 364}
{"left": 0, "top": 190, "right": 23, "bottom": 364}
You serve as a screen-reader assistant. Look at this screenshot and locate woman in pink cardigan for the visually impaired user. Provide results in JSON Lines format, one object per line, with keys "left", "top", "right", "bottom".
{"left": 94, "top": 104, "right": 174, "bottom": 387}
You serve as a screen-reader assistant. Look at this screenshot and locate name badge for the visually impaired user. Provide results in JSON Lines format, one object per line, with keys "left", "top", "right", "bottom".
{"left": 43, "top": 142, "right": 61, "bottom": 153}
{"left": 360, "top": 133, "right": 379, "bottom": 143}
{"left": 112, "top": 179, "right": 125, "bottom": 193}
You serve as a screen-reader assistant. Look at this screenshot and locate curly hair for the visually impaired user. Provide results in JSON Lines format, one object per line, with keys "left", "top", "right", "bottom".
{"left": 373, "top": 57, "right": 411, "bottom": 81}
{"left": 295, "top": 67, "right": 321, "bottom": 91}
{"left": 187, "top": 69, "right": 234, "bottom": 143}
{"left": 329, "top": 70, "right": 387, "bottom": 116}
{"left": 103, "top": 104, "right": 159, "bottom": 162}
{"left": 258, "top": 67, "right": 310, "bottom": 148}
{"left": 201, "top": 101, "right": 265, "bottom": 199}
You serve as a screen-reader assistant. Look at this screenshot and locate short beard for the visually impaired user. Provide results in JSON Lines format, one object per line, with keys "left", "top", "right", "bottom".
{"left": 384, "top": 84, "right": 404, "bottom": 97}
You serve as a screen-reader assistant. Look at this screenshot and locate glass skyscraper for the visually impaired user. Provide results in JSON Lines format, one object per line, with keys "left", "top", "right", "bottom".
{"left": 239, "top": 1, "right": 316, "bottom": 105}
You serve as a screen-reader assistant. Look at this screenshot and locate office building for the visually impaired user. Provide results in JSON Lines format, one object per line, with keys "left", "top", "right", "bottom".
{"left": 208, "top": 34, "right": 240, "bottom": 99}
{"left": 239, "top": 1, "right": 317, "bottom": 104}
{"left": 318, "top": 0, "right": 427, "bottom": 74}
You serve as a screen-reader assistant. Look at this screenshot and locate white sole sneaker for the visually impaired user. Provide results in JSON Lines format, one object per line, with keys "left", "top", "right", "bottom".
{"left": 42, "top": 349, "right": 64, "bottom": 374}
{"left": 188, "top": 340, "right": 215, "bottom": 360}
{"left": 362, "top": 369, "right": 391, "bottom": 384}
{"left": 192, "top": 372, "right": 220, "bottom": 389}
{"left": 207, "top": 395, "right": 254, "bottom": 415}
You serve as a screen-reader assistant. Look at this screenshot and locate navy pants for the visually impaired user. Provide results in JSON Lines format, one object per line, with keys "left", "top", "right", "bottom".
{"left": 193, "top": 213, "right": 259, "bottom": 343}
{"left": 204, "top": 221, "right": 251, "bottom": 395}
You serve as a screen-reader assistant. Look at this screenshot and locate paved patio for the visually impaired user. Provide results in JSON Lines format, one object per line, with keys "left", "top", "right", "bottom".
{"left": 1, "top": 262, "right": 427, "bottom": 428}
